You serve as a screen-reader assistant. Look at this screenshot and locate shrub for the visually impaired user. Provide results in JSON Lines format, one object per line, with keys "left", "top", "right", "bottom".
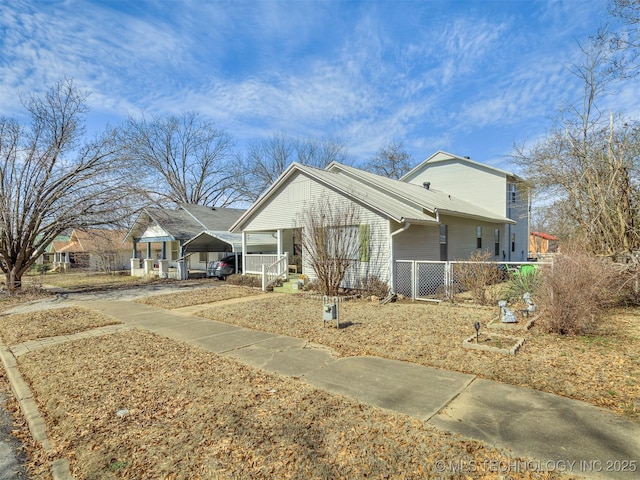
{"left": 31, "top": 263, "right": 49, "bottom": 274}
{"left": 356, "top": 275, "right": 390, "bottom": 299}
{"left": 453, "top": 251, "right": 503, "bottom": 305}
{"left": 227, "top": 274, "right": 261, "bottom": 288}
{"left": 539, "top": 252, "right": 621, "bottom": 335}
{"left": 503, "top": 266, "right": 543, "bottom": 303}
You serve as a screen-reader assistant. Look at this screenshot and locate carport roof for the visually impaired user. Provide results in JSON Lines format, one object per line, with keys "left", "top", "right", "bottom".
{"left": 182, "top": 231, "right": 242, "bottom": 253}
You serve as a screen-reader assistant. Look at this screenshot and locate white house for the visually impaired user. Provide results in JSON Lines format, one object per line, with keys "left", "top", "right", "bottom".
{"left": 401, "top": 151, "right": 529, "bottom": 261}
{"left": 125, "top": 204, "right": 247, "bottom": 278}
{"left": 230, "top": 152, "right": 525, "bottom": 293}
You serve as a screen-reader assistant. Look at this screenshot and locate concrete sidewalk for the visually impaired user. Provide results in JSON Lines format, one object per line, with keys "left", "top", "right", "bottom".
{"left": 82, "top": 299, "right": 640, "bottom": 479}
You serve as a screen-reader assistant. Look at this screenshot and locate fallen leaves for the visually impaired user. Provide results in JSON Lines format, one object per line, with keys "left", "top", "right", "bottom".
{"left": 16, "top": 331, "right": 562, "bottom": 479}
{"left": 0, "top": 306, "right": 121, "bottom": 345}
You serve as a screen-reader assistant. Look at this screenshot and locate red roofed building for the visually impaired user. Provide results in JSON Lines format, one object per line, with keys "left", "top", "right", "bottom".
{"left": 529, "top": 231, "right": 559, "bottom": 258}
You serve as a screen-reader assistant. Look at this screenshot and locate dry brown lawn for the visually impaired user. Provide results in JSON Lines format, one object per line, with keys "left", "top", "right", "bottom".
{"left": 0, "top": 306, "right": 121, "bottom": 345}
{"left": 135, "top": 285, "right": 262, "bottom": 309}
{"left": 15, "top": 330, "right": 559, "bottom": 479}
{"left": 187, "top": 293, "right": 640, "bottom": 420}
{"left": 0, "top": 284, "right": 636, "bottom": 478}
{"left": 23, "top": 271, "right": 144, "bottom": 289}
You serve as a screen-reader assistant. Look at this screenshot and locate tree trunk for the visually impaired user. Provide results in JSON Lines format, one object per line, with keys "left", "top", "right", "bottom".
{"left": 6, "top": 268, "right": 22, "bottom": 295}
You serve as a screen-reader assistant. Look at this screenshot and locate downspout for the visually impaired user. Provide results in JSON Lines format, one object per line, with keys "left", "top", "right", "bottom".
{"left": 390, "top": 220, "right": 411, "bottom": 293}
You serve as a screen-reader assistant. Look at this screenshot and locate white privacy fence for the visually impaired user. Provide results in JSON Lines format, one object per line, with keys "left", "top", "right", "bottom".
{"left": 395, "top": 260, "right": 550, "bottom": 301}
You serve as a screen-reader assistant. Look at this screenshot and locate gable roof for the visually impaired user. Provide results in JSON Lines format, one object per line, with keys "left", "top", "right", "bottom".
{"left": 125, "top": 205, "right": 246, "bottom": 244}
{"left": 530, "top": 231, "right": 559, "bottom": 241}
{"left": 181, "top": 204, "right": 246, "bottom": 231}
{"left": 56, "top": 228, "right": 131, "bottom": 253}
{"left": 400, "top": 150, "right": 523, "bottom": 183}
{"left": 231, "top": 161, "right": 514, "bottom": 233}
{"left": 327, "top": 162, "right": 514, "bottom": 223}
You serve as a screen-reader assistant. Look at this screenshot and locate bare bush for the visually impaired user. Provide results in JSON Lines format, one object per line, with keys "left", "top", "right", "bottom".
{"left": 539, "top": 252, "right": 622, "bottom": 335}
{"left": 453, "top": 251, "right": 503, "bottom": 305}
{"left": 227, "top": 274, "right": 261, "bottom": 288}
{"left": 356, "top": 275, "right": 390, "bottom": 299}
{"left": 298, "top": 195, "right": 362, "bottom": 296}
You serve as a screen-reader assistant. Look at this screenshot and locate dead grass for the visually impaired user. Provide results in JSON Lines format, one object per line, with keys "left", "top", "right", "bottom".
{"left": 16, "top": 330, "right": 559, "bottom": 479}
{"left": 190, "top": 295, "right": 640, "bottom": 419}
{"left": 0, "top": 307, "right": 121, "bottom": 345}
{"left": 0, "top": 285, "right": 634, "bottom": 478}
{"left": 135, "top": 285, "right": 262, "bottom": 309}
{"left": 23, "top": 271, "right": 143, "bottom": 289}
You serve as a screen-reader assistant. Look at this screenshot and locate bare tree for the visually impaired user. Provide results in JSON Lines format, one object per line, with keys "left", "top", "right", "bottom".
{"left": 0, "top": 80, "right": 131, "bottom": 293}
{"left": 123, "top": 112, "right": 239, "bottom": 207}
{"left": 363, "top": 140, "right": 413, "bottom": 179}
{"left": 608, "top": 0, "right": 640, "bottom": 76}
{"left": 298, "top": 195, "right": 363, "bottom": 296}
{"left": 236, "top": 133, "right": 348, "bottom": 203}
{"left": 512, "top": 37, "right": 640, "bottom": 256}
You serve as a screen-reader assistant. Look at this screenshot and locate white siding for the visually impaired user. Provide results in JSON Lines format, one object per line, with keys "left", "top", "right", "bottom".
{"left": 446, "top": 216, "right": 503, "bottom": 260}
{"left": 393, "top": 223, "right": 440, "bottom": 261}
{"left": 243, "top": 172, "right": 391, "bottom": 285}
{"left": 393, "top": 216, "right": 505, "bottom": 261}
{"left": 508, "top": 183, "right": 529, "bottom": 261}
{"left": 242, "top": 173, "right": 312, "bottom": 231}
{"left": 405, "top": 159, "right": 506, "bottom": 216}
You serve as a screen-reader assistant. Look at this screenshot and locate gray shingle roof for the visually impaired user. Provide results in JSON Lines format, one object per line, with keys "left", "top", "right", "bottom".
{"left": 126, "top": 205, "right": 247, "bottom": 242}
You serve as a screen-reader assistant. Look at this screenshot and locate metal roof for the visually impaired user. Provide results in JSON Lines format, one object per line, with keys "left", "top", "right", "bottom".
{"left": 232, "top": 161, "right": 514, "bottom": 232}
{"left": 327, "top": 162, "right": 514, "bottom": 224}
{"left": 182, "top": 231, "right": 242, "bottom": 253}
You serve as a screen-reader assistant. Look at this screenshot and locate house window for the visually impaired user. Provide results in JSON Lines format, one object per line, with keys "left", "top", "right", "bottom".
{"left": 171, "top": 241, "right": 180, "bottom": 261}
{"left": 509, "top": 184, "right": 516, "bottom": 204}
{"left": 511, "top": 233, "right": 516, "bottom": 252}
{"left": 325, "top": 225, "right": 360, "bottom": 260}
{"left": 476, "top": 226, "right": 482, "bottom": 249}
{"left": 199, "top": 252, "right": 208, "bottom": 263}
{"left": 494, "top": 229, "right": 500, "bottom": 256}
{"left": 439, "top": 224, "right": 448, "bottom": 261}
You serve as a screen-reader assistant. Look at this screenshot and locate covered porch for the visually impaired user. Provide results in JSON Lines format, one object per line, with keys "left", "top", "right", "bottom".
{"left": 240, "top": 229, "right": 301, "bottom": 289}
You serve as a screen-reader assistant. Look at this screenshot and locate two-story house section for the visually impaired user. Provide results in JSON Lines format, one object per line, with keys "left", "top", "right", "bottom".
{"left": 400, "top": 151, "right": 529, "bottom": 261}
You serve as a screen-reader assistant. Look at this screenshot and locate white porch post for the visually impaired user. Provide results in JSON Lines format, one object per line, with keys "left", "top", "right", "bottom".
{"left": 276, "top": 229, "right": 283, "bottom": 275}
{"left": 241, "top": 232, "right": 247, "bottom": 274}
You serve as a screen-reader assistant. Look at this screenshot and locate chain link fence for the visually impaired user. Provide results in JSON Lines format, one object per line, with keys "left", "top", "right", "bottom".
{"left": 395, "top": 260, "right": 548, "bottom": 302}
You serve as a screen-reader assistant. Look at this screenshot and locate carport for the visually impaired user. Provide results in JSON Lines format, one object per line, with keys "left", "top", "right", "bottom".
{"left": 182, "top": 230, "right": 243, "bottom": 254}
{"left": 182, "top": 231, "right": 243, "bottom": 277}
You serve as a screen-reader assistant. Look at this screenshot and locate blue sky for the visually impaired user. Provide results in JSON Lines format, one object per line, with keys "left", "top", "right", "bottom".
{"left": 0, "top": 0, "right": 628, "bottom": 171}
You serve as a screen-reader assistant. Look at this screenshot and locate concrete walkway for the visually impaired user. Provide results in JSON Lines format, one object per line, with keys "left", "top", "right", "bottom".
{"left": 78, "top": 298, "right": 640, "bottom": 479}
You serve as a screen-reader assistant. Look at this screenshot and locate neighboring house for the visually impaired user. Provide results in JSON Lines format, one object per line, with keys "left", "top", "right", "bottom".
{"left": 53, "top": 229, "right": 133, "bottom": 272}
{"left": 124, "top": 204, "right": 272, "bottom": 278}
{"left": 400, "top": 151, "right": 529, "bottom": 262}
{"left": 35, "top": 234, "right": 70, "bottom": 266}
{"left": 230, "top": 152, "right": 523, "bottom": 292}
{"left": 529, "top": 231, "right": 559, "bottom": 259}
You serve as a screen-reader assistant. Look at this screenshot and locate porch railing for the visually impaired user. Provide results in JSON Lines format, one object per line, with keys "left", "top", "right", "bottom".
{"left": 244, "top": 254, "right": 280, "bottom": 274}
{"left": 260, "top": 254, "right": 289, "bottom": 291}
